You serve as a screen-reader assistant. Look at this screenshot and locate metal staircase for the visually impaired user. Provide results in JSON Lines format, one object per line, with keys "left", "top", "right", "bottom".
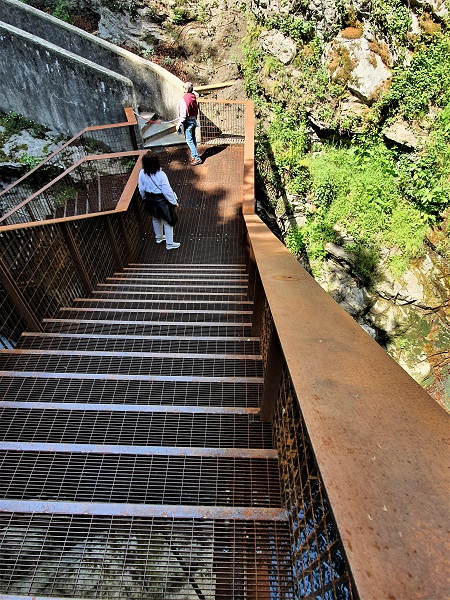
{"left": 0, "top": 263, "right": 294, "bottom": 599}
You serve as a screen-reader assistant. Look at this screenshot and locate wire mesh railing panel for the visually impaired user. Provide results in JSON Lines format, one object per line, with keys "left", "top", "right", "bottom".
{"left": 69, "top": 217, "right": 118, "bottom": 290}
{"left": 0, "top": 156, "right": 137, "bottom": 227}
{"left": 198, "top": 102, "right": 246, "bottom": 145}
{"left": 0, "top": 409, "right": 272, "bottom": 448}
{"left": 0, "top": 515, "right": 295, "bottom": 599}
{"left": 0, "top": 281, "right": 28, "bottom": 349}
{"left": 0, "top": 452, "right": 281, "bottom": 507}
{"left": 0, "top": 123, "right": 138, "bottom": 217}
{"left": 273, "top": 367, "right": 358, "bottom": 600}
{"left": 122, "top": 191, "right": 148, "bottom": 259}
{"left": 0, "top": 226, "right": 85, "bottom": 325}
{"left": 0, "top": 377, "right": 263, "bottom": 407}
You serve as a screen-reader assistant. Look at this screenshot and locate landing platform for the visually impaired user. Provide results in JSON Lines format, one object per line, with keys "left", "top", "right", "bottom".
{"left": 135, "top": 145, "right": 246, "bottom": 265}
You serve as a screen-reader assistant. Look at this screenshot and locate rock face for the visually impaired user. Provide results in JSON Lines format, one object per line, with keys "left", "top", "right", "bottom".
{"left": 325, "top": 32, "right": 392, "bottom": 103}
{"left": 97, "top": 5, "right": 166, "bottom": 50}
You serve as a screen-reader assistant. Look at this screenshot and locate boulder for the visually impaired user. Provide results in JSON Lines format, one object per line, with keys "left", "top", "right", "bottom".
{"left": 326, "top": 33, "right": 392, "bottom": 104}
{"left": 259, "top": 30, "right": 297, "bottom": 64}
{"left": 382, "top": 120, "right": 426, "bottom": 149}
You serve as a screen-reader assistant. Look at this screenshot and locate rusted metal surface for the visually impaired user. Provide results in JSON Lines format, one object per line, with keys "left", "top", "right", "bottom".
{"left": 245, "top": 213, "right": 450, "bottom": 599}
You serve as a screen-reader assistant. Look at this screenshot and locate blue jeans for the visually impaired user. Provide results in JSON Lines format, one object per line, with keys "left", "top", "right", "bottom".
{"left": 184, "top": 119, "right": 200, "bottom": 160}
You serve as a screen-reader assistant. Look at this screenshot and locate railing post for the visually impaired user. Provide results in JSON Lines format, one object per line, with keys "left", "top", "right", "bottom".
{"left": 60, "top": 222, "right": 93, "bottom": 295}
{"left": 104, "top": 216, "right": 124, "bottom": 271}
{"left": 124, "top": 106, "right": 139, "bottom": 150}
{"left": 260, "top": 328, "right": 283, "bottom": 422}
{"left": 0, "top": 258, "right": 43, "bottom": 332}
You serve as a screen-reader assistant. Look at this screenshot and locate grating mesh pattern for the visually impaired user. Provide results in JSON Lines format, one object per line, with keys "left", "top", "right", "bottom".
{"left": 0, "top": 453, "right": 281, "bottom": 507}
{"left": 72, "top": 299, "right": 253, "bottom": 311}
{"left": 0, "top": 514, "right": 294, "bottom": 599}
{"left": 56, "top": 308, "right": 253, "bottom": 324}
{"left": 43, "top": 321, "right": 253, "bottom": 337}
{"left": 0, "top": 376, "right": 263, "bottom": 407}
{"left": 16, "top": 334, "right": 260, "bottom": 356}
{"left": 0, "top": 409, "right": 272, "bottom": 448}
{"left": 0, "top": 353, "right": 262, "bottom": 378}
{"left": 273, "top": 367, "right": 358, "bottom": 600}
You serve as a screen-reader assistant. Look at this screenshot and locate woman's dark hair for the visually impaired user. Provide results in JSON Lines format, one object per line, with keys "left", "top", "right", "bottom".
{"left": 142, "top": 151, "right": 161, "bottom": 176}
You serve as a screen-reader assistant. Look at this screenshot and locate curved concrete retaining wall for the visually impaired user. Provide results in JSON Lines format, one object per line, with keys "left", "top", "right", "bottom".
{"left": 0, "top": 22, "right": 137, "bottom": 135}
{"left": 1, "top": 0, "right": 183, "bottom": 120}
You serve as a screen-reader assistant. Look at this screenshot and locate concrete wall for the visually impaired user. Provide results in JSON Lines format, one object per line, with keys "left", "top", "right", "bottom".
{"left": 0, "top": 22, "right": 137, "bottom": 135}
{"left": 1, "top": 0, "right": 183, "bottom": 119}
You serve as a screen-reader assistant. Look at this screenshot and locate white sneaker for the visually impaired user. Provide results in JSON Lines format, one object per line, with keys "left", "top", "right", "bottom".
{"left": 156, "top": 235, "right": 165, "bottom": 244}
{"left": 166, "top": 242, "right": 181, "bottom": 250}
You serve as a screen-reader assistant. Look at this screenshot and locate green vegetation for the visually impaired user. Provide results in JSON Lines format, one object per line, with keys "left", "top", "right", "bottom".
{"left": 52, "top": 0, "right": 75, "bottom": 22}
{"left": 0, "top": 112, "right": 49, "bottom": 140}
{"left": 241, "top": 17, "right": 450, "bottom": 278}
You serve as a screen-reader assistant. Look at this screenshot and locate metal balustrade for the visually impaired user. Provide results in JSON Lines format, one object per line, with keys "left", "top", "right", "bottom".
{"left": 0, "top": 109, "right": 139, "bottom": 219}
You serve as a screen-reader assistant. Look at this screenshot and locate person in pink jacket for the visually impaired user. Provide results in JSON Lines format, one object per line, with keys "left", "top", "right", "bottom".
{"left": 177, "top": 81, "right": 202, "bottom": 165}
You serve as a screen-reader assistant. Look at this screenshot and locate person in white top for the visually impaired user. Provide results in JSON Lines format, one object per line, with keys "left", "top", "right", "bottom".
{"left": 138, "top": 151, "right": 180, "bottom": 250}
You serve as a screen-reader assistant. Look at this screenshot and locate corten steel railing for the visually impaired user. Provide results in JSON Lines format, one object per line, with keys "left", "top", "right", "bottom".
{"left": 242, "top": 104, "right": 449, "bottom": 599}
{"left": 0, "top": 108, "right": 138, "bottom": 217}
{"left": 198, "top": 100, "right": 246, "bottom": 145}
{"left": 0, "top": 151, "right": 147, "bottom": 348}
{"left": 0, "top": 153, "right": 140, "bottom": 227}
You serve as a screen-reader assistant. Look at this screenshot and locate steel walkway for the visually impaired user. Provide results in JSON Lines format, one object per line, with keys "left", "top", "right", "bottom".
{"left": 0, "top": 147, "right": 295, "bottom": 598}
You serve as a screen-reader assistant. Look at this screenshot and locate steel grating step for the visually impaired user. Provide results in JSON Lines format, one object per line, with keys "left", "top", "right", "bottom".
{"left": 0, "top": 513, "right": 294, "bottom": 599}
{"left": 55, "top": 308, "right": 253, "bottom": 324}
{"left": 42, "top": 320, "right": 253, "bottom": 337}
{"left": 106, "top": 274, "right": 248, "bottom": 282}
{"left": 72, "top": 299, "right": 253, "bottom": 311}
{"left": 0, "top": 452, "right": 281, "bottom": 507}
{"left": 0, "top": 408, "right": 272, "bottom": 448}
{"left": 92, "top": 289, "right": 250, "bottom": 301}
{"left": 0, "top": 258, "right": 296, "bottom": 599}
{"left": 101, "top": 281, "right": 249, "bottom": 292}
{"left": 0, "top": 376, "right": 263, "bottom": 407}
{"left": 16, "top": 333, "right": 261, "bottom": 356}
{"left": 0, "top": 352, "right": 263, "bottom": 378}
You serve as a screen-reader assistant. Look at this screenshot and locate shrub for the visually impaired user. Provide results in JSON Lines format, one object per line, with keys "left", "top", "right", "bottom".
{"left": 346, "top": 243, "right": 380, "bottom": 287}
{"left": 378, "top": 34, "right": 450, "bottom": 122}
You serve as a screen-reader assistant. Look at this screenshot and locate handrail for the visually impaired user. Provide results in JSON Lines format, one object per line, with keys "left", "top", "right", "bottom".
{"left": 242, "top": 101, "right": 449, "bottom": 598}
{"left": 0, "top": 109, "right": 138, "bottom": 218}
